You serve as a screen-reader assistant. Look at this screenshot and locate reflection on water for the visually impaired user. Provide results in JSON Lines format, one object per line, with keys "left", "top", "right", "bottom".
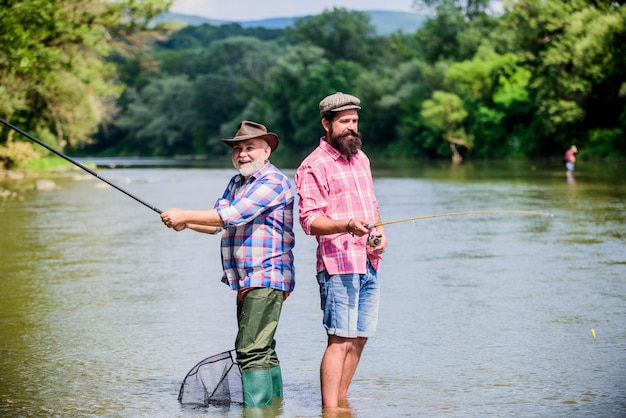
{"left": 1, "top": 161, "right": 625, "bottom": 417}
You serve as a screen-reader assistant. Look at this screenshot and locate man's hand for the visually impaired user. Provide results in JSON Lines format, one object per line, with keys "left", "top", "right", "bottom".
{"left": 367, "top": 226, "right": 387, "bottom": 255}
{"left": 347, "top": 218, "right": 370, "bottom": 237}
{"left": 161, "top": 208, "right": 187, "bottom": 231}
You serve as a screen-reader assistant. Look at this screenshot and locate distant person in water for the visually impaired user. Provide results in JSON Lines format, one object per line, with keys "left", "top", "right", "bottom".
{"left": 564, "top": 145, "right": 578, "bottom": 176}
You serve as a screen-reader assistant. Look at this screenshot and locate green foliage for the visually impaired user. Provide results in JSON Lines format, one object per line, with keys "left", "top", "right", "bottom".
{"left": 0, "top": 0, "right": 171, "bottom": 168}
{"left": 501, "top": 0, "right": 626, "bottom": 155}
{"left": 102, "top": 35, "right": 285, "bottom": 157}
{"left": 421, "top": 92, "right": 468, "bottom": 130}
{"left": 411, "top": 4, "right": 467, "bottom": 63}
{"left": 261, "top": 51, "right": 366, "bottom": 154}
{"left": 21, "top": 156, "right": 74, "bottom": 171}
{"left": 3, "top": 0, "right": 626, "bottom": 166}
{"left": 0, "top": 138, "right": 41, "bottom": 169}
{"left": 115, "top": 76, "right": 196, "bottom": 155}
{"left": 586, "top": 128, "right": 625, "bottom": 157}
{"left": 414, "top": 0, "right": 491, "bottom": 21}
{"left": 159, "top": 23, "right": 286, "bottom": 50}
{"left": 420, "top": 91, "right": 472, "bottom": 156}
{"left": 286, "top": 8, "right": 382, "bottom": 66}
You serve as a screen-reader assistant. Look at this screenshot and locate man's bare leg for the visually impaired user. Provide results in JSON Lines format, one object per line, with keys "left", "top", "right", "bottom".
{"left": 320, "top": 335, "right": 367, "bottom": 408}
{"left": 337, "top": 337, "right": 367, "bottom": 400}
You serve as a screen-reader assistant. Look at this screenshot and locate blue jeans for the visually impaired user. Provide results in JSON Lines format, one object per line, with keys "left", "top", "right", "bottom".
{"left": 316, "top": 263, "right": 380, "bottom": 338}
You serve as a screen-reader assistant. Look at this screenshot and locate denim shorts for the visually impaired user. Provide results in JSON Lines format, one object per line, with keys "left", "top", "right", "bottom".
{"left": 316, "top": 262, "right": 380, "bottom": 338}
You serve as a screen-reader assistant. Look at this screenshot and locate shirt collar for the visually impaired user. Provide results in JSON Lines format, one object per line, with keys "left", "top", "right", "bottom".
{"left": 319, "top": 137, "right": 343, "bottom": 161}
{"left": 318, "top": 137, "right": 361, "bottom": 163}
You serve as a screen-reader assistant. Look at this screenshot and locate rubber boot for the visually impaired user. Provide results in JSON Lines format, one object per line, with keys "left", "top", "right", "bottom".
{"left": 269, "top": 366, "right": 283, "bottom": 398}
{"left": 241, "top": 369, "right": 273, "bottom": 407}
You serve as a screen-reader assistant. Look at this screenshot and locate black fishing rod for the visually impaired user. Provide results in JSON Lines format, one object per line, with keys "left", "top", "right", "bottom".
{"left": 0, "top": 118, "right": 162, "bottom": 214}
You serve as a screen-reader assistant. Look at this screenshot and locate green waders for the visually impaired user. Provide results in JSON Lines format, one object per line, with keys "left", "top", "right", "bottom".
{"left": 236, "top": 288, "right": 284, "bottom": 408}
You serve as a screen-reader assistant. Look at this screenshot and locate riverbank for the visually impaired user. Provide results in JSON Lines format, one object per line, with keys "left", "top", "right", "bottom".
{"left": 0, "top": 165, "right": 91, "bottom": 194}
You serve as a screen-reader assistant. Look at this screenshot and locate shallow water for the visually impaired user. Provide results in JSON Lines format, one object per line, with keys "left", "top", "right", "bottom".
{"left": 1, "top": 160, "right": 625, "bottom": 417}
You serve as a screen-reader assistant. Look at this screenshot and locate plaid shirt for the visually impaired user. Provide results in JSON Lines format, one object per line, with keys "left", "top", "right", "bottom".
{"left": 295, "top": 138, "right": 381, "bottom": 275}
{"left": 215, "top": 162, "right": 295, "bottom": 291}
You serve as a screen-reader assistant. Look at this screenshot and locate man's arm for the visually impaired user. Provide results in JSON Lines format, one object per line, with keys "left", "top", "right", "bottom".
{"left": 310, "top": 216, "right": 370, "bottom": 237}
{"left": 161, "top": 208, "right": 224, "bottom": 232}
{"left": 185, "top": 223, "right": 222, "bottom": 234}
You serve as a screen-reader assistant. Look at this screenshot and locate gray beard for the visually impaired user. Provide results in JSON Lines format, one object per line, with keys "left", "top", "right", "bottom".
{"left": 234, "top": 158, "right": 266, "bottom": 178}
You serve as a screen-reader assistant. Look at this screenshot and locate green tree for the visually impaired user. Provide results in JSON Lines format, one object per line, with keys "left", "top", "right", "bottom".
{"left": 413, "top": 0, "right": 491, "bottom": 21}
{"left": 258, "top": 45, "right": 365, "bottom": 156}
{"left": 101, "top": 36, "right": 285, "bottom": 157}
{"left": 0, "top": 0, "right": 170, "bottom": 167}
{"left": 441, "top": 45, "right": 536, "bottom": 157}
{"left": 70, "top": 0, "right": 626, "bottom": 161}
{"left": 114, "top": 76, "right": 196, "bottom": 155}
{"left": 286, "top": 8, "right": 383, "bottom": 67}
{"left": 501, "top": 0, "right": 626, "bottom": 155}
{"left": 411, "top": 4, "right": 468, "bottom": 63}
{"left": 411, "top": 1, "right": 498, "bottom": 64}
{"left": 159, "top": 23, "right": 285, "bottom": 50}
{"left": 420, "top": 91, "right": 472, "bottom": 162}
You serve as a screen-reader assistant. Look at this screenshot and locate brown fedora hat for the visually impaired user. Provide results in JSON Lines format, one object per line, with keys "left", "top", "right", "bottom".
{"left": 221, "top": 120, "right": 279, "bottom": 151}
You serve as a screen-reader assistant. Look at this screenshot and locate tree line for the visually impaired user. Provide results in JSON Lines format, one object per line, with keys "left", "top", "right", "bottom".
{"left": 1, "top": 0, "right": 625, "bottom": 168}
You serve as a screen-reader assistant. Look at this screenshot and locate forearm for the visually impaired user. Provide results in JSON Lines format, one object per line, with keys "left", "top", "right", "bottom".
{"left": 186, "top": 223, "right": 222, "bottom": 234}
{"left": 310, "top": 216, "right": 350, "bottom": 236}
{"left": 310, "top": 216, "right": 369, "bottom": 237}
{"left": 161, "top": 208, "right": 224, "bottom": 232}
{"left": 178, "top": 209, "right": 224, "bottom": 227}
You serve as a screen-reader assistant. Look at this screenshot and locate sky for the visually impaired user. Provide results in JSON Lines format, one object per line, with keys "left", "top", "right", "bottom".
{"left": 169, "top": 0, "right": 419, "bottom": 21}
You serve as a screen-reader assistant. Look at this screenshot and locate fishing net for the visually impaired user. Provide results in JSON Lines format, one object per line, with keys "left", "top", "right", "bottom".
{"left": 178, "top": 349, "right": 243, "bottom": 406}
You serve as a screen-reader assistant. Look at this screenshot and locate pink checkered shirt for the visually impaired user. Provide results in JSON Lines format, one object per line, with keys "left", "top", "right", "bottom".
{"left": 295, "top": 138, "right": 381, "bottom": 275}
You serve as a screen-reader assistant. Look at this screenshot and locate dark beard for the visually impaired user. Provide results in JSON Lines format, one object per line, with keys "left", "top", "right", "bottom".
{"left": 329, "top": 129, "right": 362, "bottom": 160}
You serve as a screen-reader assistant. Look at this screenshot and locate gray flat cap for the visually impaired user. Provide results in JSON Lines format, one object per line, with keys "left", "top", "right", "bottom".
{"left": 319, "top": 92, "right": 361, "bottom": 116}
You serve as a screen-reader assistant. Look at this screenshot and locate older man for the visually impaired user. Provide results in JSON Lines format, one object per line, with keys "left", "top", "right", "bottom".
{"left": 161, "top": 120, "right": 295, "bottom": 408}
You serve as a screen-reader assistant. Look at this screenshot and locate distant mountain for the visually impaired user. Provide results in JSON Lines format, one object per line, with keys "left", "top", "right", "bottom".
{"left": 155, "top": 10, "right": 425, "bottom": 35}
{"left": 155, "top": 13, "right": 224, "bottom": 27}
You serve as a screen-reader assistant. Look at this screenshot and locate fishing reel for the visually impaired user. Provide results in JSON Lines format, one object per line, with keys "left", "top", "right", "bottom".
{"left": 368, "top": 234, "right": 382, "bottom": 248}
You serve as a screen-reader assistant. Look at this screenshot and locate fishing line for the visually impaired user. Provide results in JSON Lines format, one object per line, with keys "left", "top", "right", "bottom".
{"left": 366, "top": 209, "right": 552, "bottom": 247}
{"left": 369, "top": 209, "right": 553, "bottom": 228}
{"left": 0, "top": 118, "right": 162, "bottom": 214}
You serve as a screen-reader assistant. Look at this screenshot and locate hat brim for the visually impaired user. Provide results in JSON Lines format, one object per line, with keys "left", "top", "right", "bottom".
{"left": 321, "top": 104, "right": 361, "bottom": 116}
{"left": 221, "top": 133, "right": 279, "bottom": 151}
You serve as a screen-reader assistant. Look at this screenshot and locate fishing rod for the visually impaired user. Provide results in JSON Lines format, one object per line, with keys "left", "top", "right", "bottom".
{"left": 369, "top": 209, "right": 552, "bottom": 228}
{"left": 0, "top": 118, "right": 162, "bottom": 214}
{"left": 366, "top": 209, "right": 553, "bottom": 246}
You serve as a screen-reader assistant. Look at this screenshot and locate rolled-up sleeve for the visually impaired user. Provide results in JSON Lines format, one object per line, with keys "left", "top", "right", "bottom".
{"left": 295, "top": 162, "right": 327, "bottom": 235}
{"left": 216, "top": 179, "right": 287, "bottom": 227}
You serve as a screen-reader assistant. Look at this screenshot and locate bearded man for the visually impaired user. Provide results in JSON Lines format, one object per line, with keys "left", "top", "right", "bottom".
{"left": 294, "top": 92, "right": 387, "bottom": 411}
{"left": 161, "top": 120, "right": 295, "bottom": 408}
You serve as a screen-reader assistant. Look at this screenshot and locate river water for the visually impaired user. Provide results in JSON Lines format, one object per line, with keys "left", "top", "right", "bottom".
{"left": 1, "top": 160, "right": 625, "bottom": 417}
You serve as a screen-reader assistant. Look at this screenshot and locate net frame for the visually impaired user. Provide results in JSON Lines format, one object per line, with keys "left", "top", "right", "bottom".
{"left": 178, "top": 349, "right": 243, "bottom": 406}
